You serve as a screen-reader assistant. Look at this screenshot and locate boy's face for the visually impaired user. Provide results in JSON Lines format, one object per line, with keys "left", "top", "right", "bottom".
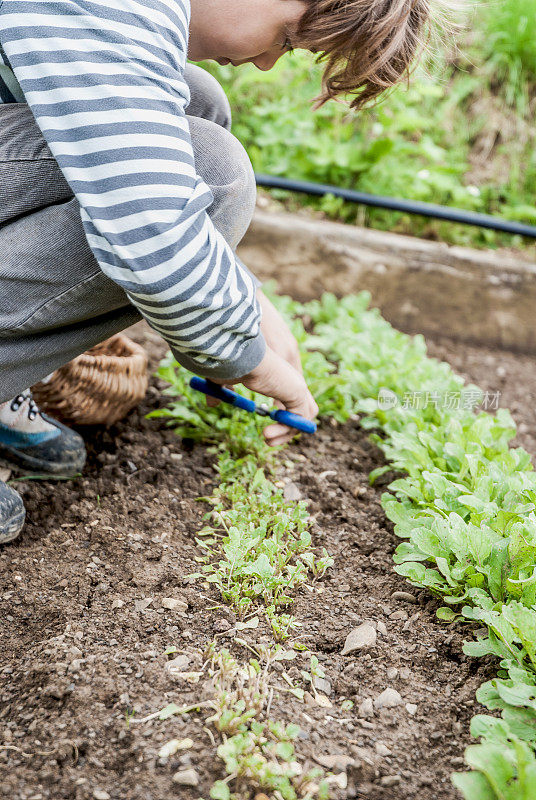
{"left": 188, "top": 0, "right": 308, "bottom": 71}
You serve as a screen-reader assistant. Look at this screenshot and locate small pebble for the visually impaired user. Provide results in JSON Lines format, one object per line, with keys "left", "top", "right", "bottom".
{"left": 381, "top": 775, "right": 401, "bottom": 787}
{"left": 406, "top": 703, "right": 418, "bottom": 716}
{"left": 389, "top": 609, "right": 408, "bottom": 621}
{"left": 315, "top": 693, "right": 332, "bottom": 708}
{"left": 358, "top": 698, "right": 374, "bottom": 718}
{"left": 158, "top": 738, "right": 194, "bottom": 759}
{"left": 316, "top": 753, "right": 355, "bottom": 771}
{"left": 283, "top": 481, "right": 302, "bottom": 501}
{"left": 328, "top": 772, "right": 347, "bottom": 790}
{"left": 161, "top": 598, "right": 188, "bottom": 611}
{"left": 377, "top": 621, "right": 388, "bottom": 636}
{"left": 313, "top": 676, "right": 332, "bottom": 696}
{"left": 93, "top": 791, "right": 110, "bottom": 800}
{"left": 374, "top": 688, "right": 402, "bottom": 709}
{"left": 172, "top": 769, "right": 199, "bottom": 787}
{"left": 341, "top": 623, "right": 377, "bottom": 655}
{"left": 375, "top": 742, "right": 391, "bottom": 756}
{"left": 403, "top": 613, "right": 420, "bottom": 631}
{"left": 134, "top": 598, "right": 153, "bottom": 612}
{"left": 391, "top": 591, "right": 416, "bottom": 604}
{"left": 386, "top": 667, "right": 398, "bottom": 681}
{"left": 166, "top": 654, "right": 190, "bottom": 674}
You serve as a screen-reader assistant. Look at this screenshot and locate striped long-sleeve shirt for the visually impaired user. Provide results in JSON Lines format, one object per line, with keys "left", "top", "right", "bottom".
{"left": 0, "top": 0, "right": 265, "bottom": 380}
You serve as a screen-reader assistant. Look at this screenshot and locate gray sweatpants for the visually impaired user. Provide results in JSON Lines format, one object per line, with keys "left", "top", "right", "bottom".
{"left": 0, "top": 64, "right": 257, "bottom": 404}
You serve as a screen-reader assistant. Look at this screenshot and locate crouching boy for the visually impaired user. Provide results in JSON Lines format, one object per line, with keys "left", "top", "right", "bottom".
{"left": 0, "top": 0, "right": 434, "bottom": 541}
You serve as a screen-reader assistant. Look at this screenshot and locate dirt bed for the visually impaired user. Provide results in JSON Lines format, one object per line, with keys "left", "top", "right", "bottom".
{"left": 1, "top": 323, "right": 535, "bottom": 800}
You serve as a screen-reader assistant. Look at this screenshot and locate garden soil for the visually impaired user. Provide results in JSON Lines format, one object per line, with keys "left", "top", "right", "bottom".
{"left": 1, "top": 322, "right": 535, "bottom": 800}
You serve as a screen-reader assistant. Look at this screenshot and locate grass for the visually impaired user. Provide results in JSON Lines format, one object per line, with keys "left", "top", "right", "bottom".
{"left": 194, "top": 4, "right": 536, "bottom": 253}
{"left": 480, "top": 0, "right": 536, "bottom": 109}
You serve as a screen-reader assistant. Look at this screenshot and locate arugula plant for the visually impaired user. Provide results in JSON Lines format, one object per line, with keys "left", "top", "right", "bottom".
{"left": 205, "top": 645, "right": 330, "bottom": 800}
{"left": 151, "top": 354, "right": 333, "bottom": 640}
{"left": 300, "top": 290, "right": 536, "bottom": 797}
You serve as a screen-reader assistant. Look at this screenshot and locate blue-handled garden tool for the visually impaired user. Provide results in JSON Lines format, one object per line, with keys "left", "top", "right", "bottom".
{"left": 189, "top": 377, "right": 317, "bottom": 434}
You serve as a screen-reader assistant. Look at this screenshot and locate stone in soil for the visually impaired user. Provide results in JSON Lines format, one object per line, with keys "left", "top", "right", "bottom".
{"left": 172, "top": 768, "right": 200, "bottom": 786}
{"left": 341, "top": 623, "right": 377, "bottom": 654}
{"left": 374, "top": 688, "right": 403, "bottom": 709}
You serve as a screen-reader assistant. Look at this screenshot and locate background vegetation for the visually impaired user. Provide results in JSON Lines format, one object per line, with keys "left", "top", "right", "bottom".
{"left": 199, "top": 0, "right": 536, "bottom": 252}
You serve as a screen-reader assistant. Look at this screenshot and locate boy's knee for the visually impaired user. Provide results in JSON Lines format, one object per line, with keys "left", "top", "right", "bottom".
{"left": 188, "top": 117, "right": 256, "bottom": 249}
{"left": 184, "top": 63, "right": 232, "bottom": 131}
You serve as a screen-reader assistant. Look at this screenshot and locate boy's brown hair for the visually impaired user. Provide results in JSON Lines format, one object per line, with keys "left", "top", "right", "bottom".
{"left": 295, "top": 0, "right": 444, "bottom": 110}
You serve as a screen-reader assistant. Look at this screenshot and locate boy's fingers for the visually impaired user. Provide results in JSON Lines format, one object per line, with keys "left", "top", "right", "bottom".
{"left": 263, "top": 423, "right": 298, "bottom": 447}
{"left": 263, "top": 422, "right": 291, "bottom": 442}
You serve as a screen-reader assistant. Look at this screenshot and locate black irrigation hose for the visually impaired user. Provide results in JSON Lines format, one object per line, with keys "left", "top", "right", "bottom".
{"left": 255, "top": 173, "right": 536, "bottom": 240}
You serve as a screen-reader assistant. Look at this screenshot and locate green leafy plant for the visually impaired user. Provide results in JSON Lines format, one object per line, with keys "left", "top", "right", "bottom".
{"left": 151, "top": 352, "right": 334, "bottom": 640}
{"left": 299, "top": 290, "right": 536, "bottom": 797}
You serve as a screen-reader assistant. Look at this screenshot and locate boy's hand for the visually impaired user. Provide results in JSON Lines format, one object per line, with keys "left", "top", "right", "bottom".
{"left": 209, "top": 289, "right": 317, "bottom": 446}
{"left": 238, "top": 347, "right": 318, "bottom": 447}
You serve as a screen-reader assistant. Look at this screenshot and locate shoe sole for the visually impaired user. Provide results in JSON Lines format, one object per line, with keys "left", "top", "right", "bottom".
{"left": 0, "top": 508, "right": 26, "bottom": 544}
{"left": 0, "top": 446, "right": 86, "bottom": 478}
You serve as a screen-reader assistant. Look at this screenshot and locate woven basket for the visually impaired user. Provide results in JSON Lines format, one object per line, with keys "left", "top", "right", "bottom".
{"left": 32, "top": 334, "right": 149, "bottom": 426}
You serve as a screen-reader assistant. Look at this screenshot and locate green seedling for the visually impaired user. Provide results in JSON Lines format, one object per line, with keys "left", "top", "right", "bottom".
{"left": 204, "top": 645, "right": 329, "bottom": 800}
{"left": 151, "top": 364, "right": 333, "bottom": 637}
{"left": 125, "top": 707, "right": 136, "bottom": 728}
{"left": 300, "top": 655, "right": 326, "bottom": 699}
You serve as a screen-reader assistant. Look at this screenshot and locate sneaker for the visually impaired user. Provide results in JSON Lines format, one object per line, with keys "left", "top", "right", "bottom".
{"left": 0, "top": 392, "right": 86, "bottom": 476}
{"left": 0, "top": 480, "right": 25, "bottom": 544}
